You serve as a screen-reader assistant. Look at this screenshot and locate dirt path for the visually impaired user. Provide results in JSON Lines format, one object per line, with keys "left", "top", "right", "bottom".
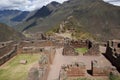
{"left": 47, "top": 48, "right": 111, "bottom": 80}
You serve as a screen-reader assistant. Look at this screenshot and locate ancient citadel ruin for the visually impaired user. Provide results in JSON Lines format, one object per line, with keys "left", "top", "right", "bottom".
{"left": 0, "top": 34, "right": 120, "bottom": 80}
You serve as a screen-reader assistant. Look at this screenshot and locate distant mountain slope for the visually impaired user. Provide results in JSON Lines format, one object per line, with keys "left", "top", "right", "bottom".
{"left": 0, "top": 10, "right": 29, "bottom": 27}
{"left": 16, "top": 1, "right": 61, "bottom": 32}
{"left": 16, "top": 0, "right": 120, "bottom": 41}
{"left": 0, "top": 23, "right": 24, "bottom": 42}
{"left": 11, "top": 11, "right": 29, "bottom": 22}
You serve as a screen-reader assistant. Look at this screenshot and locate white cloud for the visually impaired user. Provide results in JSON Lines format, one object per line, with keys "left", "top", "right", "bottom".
{"left": 103, "top": 0, "right": 120, "bottom": 6}
{"left": 0, "top": 0, "right": 120, "bottom": 11}
{"left": 0, "top": 0, "right": 68, "bottom": 11}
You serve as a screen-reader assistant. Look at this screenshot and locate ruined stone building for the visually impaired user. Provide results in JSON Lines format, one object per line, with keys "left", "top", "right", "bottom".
{"left": 59, "top": 62, "right": 86, "bottom": 80}
{"left": 63, "top": 40, "right": 100, "bottom": 56}
{"left": 92, "top": 60, "right": 114, "bottom": 76}
{"left": 17, "top": 40, "right": 56, "bottom": 54}
{"left": 28, "top": 46, "right": 56, "bottom": 80}
{"left": 105, "top": 40, "right": 120, "bottom": 72}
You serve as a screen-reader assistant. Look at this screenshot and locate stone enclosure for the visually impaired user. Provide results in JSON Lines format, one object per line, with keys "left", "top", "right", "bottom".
{"left": 63, "top": 39, "right": 100, "bottom": 56}
{"left": 0, "top": 37, "right": 120, "bottom": 80}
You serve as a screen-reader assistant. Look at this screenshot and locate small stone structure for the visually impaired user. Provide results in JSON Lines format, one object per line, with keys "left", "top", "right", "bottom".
{"left": 63, "top": 40, "right": 100, "bottom": 56}
{"left": 105, "top": 40, "right": 120, "bottom": 72}
{"left": 27, "top": 32, "right": 46, "bottom": 40}
{"left": 19, "top": 60, "right": 27, "bottom": 64}
{"left": 63, "top": 40, "right": 89, "bottom": 56}
{"left": 85, "top": 42, "right": 100, "bottom": 56}
{"left": 92, "top": 60, "right": 113, "bottom": 76}
{"left": 59, "top": 62, "right": 86, "bottom": 79}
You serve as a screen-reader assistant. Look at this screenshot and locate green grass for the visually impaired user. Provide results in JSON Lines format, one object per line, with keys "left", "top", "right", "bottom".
{"left": 75, "top": 48, "right": 88, "bottom": 55}
{"left": 0, "top": 54, "right": 40, "bottom": 80}
{"left": 109, "top": 73, "right": 120, "bottom": 80}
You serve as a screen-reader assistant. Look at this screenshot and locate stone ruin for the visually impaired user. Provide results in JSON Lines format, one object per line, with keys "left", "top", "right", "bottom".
{"left": 59, "top": 60, "right": 117, "bottom": 80}
{"left": 92, "top": 60, "right": 114, "bottom": 76}
{"left": 0, "top": 41, "right": 17, "bottom": 65}
{"left": 63, "top": 39, "right": 100, "bottom": 56}
{"left": 85, "top": 42, "right": 100, "bottom": 56}
{"left": 28, "top": 47, "right": 56, "bottom": 80}
{"left": 17, "top": 40, "right": 56, "bottom": 54}
{"left": 27, "top": 32, "right": 46, "bottom": 40}
{"left": 59, "top": 62, "right": 86, "bottom": 80}
{"left": 105, "top": 40, "right": 120, "bottom": 72}
{"left": 19, "top": 60, "right": 27, "bottom": 64}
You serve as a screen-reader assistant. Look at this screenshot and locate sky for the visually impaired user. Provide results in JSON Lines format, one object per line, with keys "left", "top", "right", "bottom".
{"left": 0, "top": 0, "right": 120, "bottom": 11}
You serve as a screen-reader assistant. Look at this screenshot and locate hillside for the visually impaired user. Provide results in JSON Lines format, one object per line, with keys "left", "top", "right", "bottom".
{"left": 15, "top": 0, "right": 120, "bottom": 41}
{"left": 0, "top": 10, "right": 29, "bottom": 27}
{"left": 0, "top": 23, "right": 24, "bottom": 42}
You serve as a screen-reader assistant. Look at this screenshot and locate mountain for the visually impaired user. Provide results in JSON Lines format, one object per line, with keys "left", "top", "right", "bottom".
{"left": 16, "top": 1, "right": 61, "bottom": 32}
{"left": 0, "top": 10, "right": 29, "bottom": 26}
{"left": 26, "top": 1, "right": 60, "bottom": 21}
{"left": 9, "top": 0, "right": 120, "bottom": 41}
{"left": 0, "top": 23, "right": 24, "bottom": 42}
{"left": 11, "top": 11, "right": 29, "bottom": 22}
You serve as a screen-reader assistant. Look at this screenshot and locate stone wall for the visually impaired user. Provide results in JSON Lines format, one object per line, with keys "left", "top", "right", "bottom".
{"left": 28, "top": 66, "right": 50, "bottom": 80}
{"left": 105, "top": 40, "right": 120, "bottom": 72}
{"left": 70, "top": 40, "right": 89, "bottom": 48}
{"left": 63, "top": 44, "right": 78, "bottom": 56}
{"left": 62, "top": 40, "right": 89, "bottom": 56}
{"left": 92, "top": 60, "right": 112, "bottom": 76}
{"left": 27, "top": 47, "right": 56, "bottom": 80}
{"left": 44, "top": 47, "right": 56, "bottom": 64}
{"left": 0, "top": 41, "right": 14, "bottom": 57}
{"left": 63, "top": 40, "right": 100, "bottom": 56}
{"left": 59, "top": 62, "right": 86, "bottom": 79}
{"left": 85, "top": 42, "right": 100, "bottom": 56}
{"left": 17, "top": 40, "right": 56, "bottom": 54}
{"left": 0, "top": 45, "right": 17, "bottom": 66}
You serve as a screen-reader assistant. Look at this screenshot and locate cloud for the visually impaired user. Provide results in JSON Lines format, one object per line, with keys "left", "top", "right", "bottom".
{"left": 103, "top": 0, "right": 120, "bottom": 6}
{"left": 0, "top": 0, "right": 120, "bottom": 11}
{"left": 0, "top": 0, "right": 68, "bottom": 11}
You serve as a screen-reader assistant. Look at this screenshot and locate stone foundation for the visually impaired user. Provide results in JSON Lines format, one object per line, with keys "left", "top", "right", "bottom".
{"left": 59, "top": 62, "right": 86, "bottom": 79}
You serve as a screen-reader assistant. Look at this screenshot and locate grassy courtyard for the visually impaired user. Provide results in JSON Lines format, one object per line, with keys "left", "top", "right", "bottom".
{"left": 75, "top": 48, "right": 88, "bottom": 55}
{"left": 0, "top": 54, "right": 40, "bottom": 80}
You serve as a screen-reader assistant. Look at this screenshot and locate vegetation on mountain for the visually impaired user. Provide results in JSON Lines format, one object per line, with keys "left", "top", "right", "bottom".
{"left": 15, "top": 0, "right": 120, "bottom": 41}
{"left": 0, "top": 23, "right": 24, "bottom": 41}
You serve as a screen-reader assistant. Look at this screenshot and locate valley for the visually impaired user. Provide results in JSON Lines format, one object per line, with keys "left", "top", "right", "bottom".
{"left": 0, "top": 0, "right": 120, "bottom": 80}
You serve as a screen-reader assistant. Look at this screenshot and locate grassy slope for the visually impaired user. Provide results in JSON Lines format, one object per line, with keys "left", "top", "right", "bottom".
{"left": 17, "top": 0, "right": 120, "bottom": 41}
{"left": 0, "top": 54, "right": 40, "bottom": 80}
{"left": 0, "top": 23, "right": 24, "bottom": 41}
{"left": 48, "top": 0, "right": 120, "bottom": 41}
